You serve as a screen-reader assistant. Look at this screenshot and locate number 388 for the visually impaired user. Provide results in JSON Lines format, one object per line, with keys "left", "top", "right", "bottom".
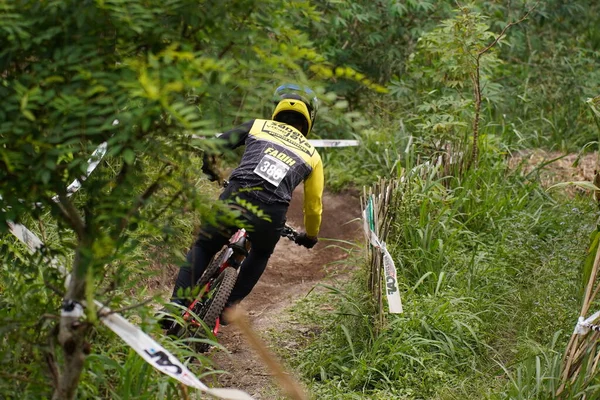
{"left": 260, "top": 161, "right": 283, "bottom": 179}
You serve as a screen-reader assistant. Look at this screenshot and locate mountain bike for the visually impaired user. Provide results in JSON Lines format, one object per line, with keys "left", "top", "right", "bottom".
{"left": 164, "top": 224, "right": 301, "bottom": 352}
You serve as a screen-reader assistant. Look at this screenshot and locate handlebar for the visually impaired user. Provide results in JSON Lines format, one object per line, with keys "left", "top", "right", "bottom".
{"left": 281, "top": 224, "right": 300, "bottom": 241}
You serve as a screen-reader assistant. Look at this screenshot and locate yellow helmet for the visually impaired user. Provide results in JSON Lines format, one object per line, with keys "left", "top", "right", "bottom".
{"left": 271, "top": 84, "right": 318, "bottom": 136}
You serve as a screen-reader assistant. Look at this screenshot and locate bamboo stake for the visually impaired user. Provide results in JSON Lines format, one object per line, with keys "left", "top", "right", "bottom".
{"left": 362, "top": 179, "right": 402, "bottom": 332}
{"left": 582, "top": 239, "right": 600, "bottom": 316}
{"left": 373, "top": 184, "right": 383, "bottom": 326}
{"left": 590, "top": 345, "right": 600, "bottom": 377}
{"left": 558, "top": 239, "right": 600, "bottom": 396}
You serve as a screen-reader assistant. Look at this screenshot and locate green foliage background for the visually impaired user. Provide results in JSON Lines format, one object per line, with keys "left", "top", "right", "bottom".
{"left": 2, "top": 0, "right": 600, "bottom": 398}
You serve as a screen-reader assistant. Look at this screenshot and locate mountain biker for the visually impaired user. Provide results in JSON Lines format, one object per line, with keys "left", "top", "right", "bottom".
{"left": 160, "top": 84, "right": 324, "bottom": 327}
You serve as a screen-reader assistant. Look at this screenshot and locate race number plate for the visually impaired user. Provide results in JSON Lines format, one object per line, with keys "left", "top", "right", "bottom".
{"left": 253, "top": 154, "right": 289, "bottom": 187}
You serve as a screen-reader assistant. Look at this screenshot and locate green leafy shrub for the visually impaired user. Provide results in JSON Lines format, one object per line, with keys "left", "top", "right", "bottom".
{"left": 0, "top": 0, "right": 329, "bottom": 397}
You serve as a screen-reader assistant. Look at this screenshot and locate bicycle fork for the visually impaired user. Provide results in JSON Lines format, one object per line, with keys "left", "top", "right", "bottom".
{"left": 184, "top": 229, "right": 251, "bottom": 335}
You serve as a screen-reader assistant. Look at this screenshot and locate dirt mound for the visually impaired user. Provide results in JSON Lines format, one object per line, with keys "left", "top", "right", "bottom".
{"left": 509, "top": 149, "right": 598, "bottom": 187}
{"left": 207, "top": 186, "right": 363, "bottom": 398}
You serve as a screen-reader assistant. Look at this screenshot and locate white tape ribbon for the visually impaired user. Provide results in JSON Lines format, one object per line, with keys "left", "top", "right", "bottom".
{"left": 8, "top": 206, "right": 254, "bottom": 399}
{"left": 59, "top": 141, "right": 107, "bottom": 199}
{"left": 61, "top": 302, "right": 85, "bottom": 319}
{"left": 309, "top": 139, "right": 359, "bottom": 148}
{"left": 99, "top": 304, "right": 253, "bottom": 400}
{"left": 192, "top": 133, "right": 359, "bottom": 148}
{"left": 362, "top": 200, "right": 403, "bottom": 314}
{"left": 575, "top": 310, "right": 600, "bottom": 335}
{"left": 58, "top": 118, "right": 114, "bottom": 200}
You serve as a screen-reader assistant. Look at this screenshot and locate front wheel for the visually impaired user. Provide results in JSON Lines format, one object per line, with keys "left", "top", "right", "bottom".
{"left": 192, "top": 267, "right": 237, "bottom": 352}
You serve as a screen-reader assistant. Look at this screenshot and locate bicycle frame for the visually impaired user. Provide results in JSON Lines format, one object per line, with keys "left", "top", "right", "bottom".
{"left": 183, "top": 228, "right": 251, "bottom": 335}
{"left": 172, "top": 224, "right": 298, "bottom": 345}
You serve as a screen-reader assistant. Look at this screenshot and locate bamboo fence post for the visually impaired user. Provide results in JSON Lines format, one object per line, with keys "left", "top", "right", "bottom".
{"left": 362, "top": 178, "right": 401, "bottom": 332}
{"left": 558, "top": 236, "right": 600, "bottom": 397}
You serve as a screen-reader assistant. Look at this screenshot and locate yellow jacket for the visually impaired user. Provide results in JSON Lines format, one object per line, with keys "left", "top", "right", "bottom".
{"left": 218, "top": 119, "right": 324, "bottom": 237}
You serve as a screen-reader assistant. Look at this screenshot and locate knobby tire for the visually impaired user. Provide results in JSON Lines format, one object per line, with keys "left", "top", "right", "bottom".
{"left": 195, "top": 248, "right": 228, "bottom": 289}
{"left": 164, "top": 248, "right": 229, "bottom": 338}
{"left": 192, "top": 266, "right": 237, "bottom": 352}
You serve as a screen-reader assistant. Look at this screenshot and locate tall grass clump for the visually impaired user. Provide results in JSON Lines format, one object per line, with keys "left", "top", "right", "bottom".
{"left": 320, "top": 125, "right": 410, "bottom": 192}
{"left": 288, "top": 143, "right": 595, "bottom": 399}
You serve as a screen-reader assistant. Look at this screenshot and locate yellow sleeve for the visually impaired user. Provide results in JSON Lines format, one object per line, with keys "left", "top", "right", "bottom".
{"left": 303, "top": 158, "right": 324, "bottom": 237}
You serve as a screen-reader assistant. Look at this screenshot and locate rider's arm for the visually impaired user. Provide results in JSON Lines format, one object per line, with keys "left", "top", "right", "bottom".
{"left": 303, "top": 158, "right": 324, "bottom": 238}
{"left": 215, "top": 120, "right": 255, "bottom": 149}
{"left": 201, "top": 120, "right": 256, "bottom": 181}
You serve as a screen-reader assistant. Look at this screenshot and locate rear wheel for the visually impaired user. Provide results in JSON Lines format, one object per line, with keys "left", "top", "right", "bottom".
{"left": 191, "top": 267, "right": 237, "bottom": 352}
{"left": 165, "top": 249, "right": 231, "bottom": 341}
{"left": 196, "top": 248, "right": 228, "bottom": 289}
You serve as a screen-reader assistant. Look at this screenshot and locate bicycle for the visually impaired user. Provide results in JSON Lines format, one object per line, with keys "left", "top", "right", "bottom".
{"left": 163, "top": 224, "right": 301, "bottom": 352}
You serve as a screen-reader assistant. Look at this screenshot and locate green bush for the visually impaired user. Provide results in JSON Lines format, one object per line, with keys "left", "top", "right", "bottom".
{"left": 0, "top": 0, "right": 327, "bottom": 397}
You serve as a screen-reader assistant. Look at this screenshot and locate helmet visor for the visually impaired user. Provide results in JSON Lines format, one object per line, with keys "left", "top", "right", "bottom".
{"left": 273, "top": 84, "right": 318, "bottom": 117}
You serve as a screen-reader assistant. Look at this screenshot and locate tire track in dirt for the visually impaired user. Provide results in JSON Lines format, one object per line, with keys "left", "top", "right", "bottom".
{"left": 207, "top": 186, "right": 363, "bottom": 398}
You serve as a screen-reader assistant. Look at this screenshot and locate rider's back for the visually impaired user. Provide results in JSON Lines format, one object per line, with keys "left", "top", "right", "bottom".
{"left": 224, "top": 118, "right": 323, "bottom": 238}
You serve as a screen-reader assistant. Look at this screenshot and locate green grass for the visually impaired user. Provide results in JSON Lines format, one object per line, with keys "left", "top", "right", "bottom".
{"left": 281, "top": 151, "right": 598, "bottom": 399}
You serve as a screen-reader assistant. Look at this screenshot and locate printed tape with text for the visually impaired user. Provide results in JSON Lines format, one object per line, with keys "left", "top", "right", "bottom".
{"left": 363, "top": 195, "right": 403, "bottom": 314}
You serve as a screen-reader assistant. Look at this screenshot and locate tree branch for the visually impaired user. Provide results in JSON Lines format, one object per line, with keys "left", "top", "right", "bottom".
{"left": 97, "top": 298, "right": 153, "bottom": 317}
{"left": 150, "top": 189, "right": 184, "bottom": 222}
{"left": 116, "top": 180, "right": 162, "bottom": 236}
{"left": 0, "top": 371, "right": 39, "bottom": 384}
{"left": 53, "top": 239, "right": 93, "bottom": 400}
{"left": 55, "top": 193, "right": 86, "bottom": 240}
{"left": 217, "top": 10, "right": 253, "bottom": 59}
{"left": 54, "top": 301, "right": 90, "bottom": 400}
{"left": 44, "top": 279, "right": 65, "bottom": 297}
{"left": 469, "top": 0, "right": 540, "bottom": 168}
{"left": 478, "top": 0, "right": 541, "bottom": 57}
{"left": 114, "top": 165, "right": 173, "bottom": 238}
{"left": 45, "top": 347, "right": 60, "bottom": 388}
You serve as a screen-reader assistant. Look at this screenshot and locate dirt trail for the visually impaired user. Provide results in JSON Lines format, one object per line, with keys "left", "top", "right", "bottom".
{"left": 208, "top": 186, "right": 363, "bottom": 398}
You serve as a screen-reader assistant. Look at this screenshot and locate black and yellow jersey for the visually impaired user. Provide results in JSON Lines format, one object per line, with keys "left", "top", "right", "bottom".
{"left": 217, "top": 119, "right": 324, "bottom": 237}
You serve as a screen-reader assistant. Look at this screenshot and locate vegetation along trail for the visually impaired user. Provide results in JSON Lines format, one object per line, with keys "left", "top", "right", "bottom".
{"left": 208, "top": 186, "right": 363, "bottom": 398}
{"left": 5, "top": 1, "right": 600, "bottom": 398}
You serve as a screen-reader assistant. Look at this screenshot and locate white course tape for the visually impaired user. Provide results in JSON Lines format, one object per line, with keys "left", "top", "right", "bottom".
{"left": 59, "top": 118, "right": 116, "bottom": 197}
{"left": 6, "top": 220, "right": 44, "bottom": 251}
{"left": 308, "top": 139, "right": 359, "bottom": 148}
{"left": 574, "top": 310, "right": 600, "bottom": 335}
{"left": 60, "top": 141, "right": 108, "bottom": 199}
{"left": 191, "top": 134, "right": 359, "bottom": 148}
{"left": 99, "top": 303, "right": 253, "bottom": 400}
{"left": 362, "top": 197, "right": 403, "bottom": 314}
{"left": 6, "top": 220, "right": 69, "bottom": 280}
{"left": 6, "top": 137, "right": 109, "bottom": 282}
{"left": 2, "top": 140, "right": 108, "bottom": 206}
{"left": 56, "top": 118, "right": 114, "bottom": 201}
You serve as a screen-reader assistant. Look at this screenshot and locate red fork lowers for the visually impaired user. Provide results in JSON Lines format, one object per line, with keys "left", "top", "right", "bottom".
{"left": 183, "top": 285, "right": 223, "bottom": 335}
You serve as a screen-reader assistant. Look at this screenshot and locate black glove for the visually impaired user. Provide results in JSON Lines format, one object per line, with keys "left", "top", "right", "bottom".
{"left": 295, "top": 233, "right": 318, "bottom": 249}
{"left": 201, "top": 153, "right": 221, "bottom": 182}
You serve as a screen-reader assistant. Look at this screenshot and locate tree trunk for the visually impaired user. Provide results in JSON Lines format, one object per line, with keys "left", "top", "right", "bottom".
{"left": 52, "top": 247, "right": 90, "bottom": 400}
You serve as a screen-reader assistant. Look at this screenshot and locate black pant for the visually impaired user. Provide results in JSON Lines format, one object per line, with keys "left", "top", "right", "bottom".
{"left": 171, "top": 181, "right": 288, "bottom": 305}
